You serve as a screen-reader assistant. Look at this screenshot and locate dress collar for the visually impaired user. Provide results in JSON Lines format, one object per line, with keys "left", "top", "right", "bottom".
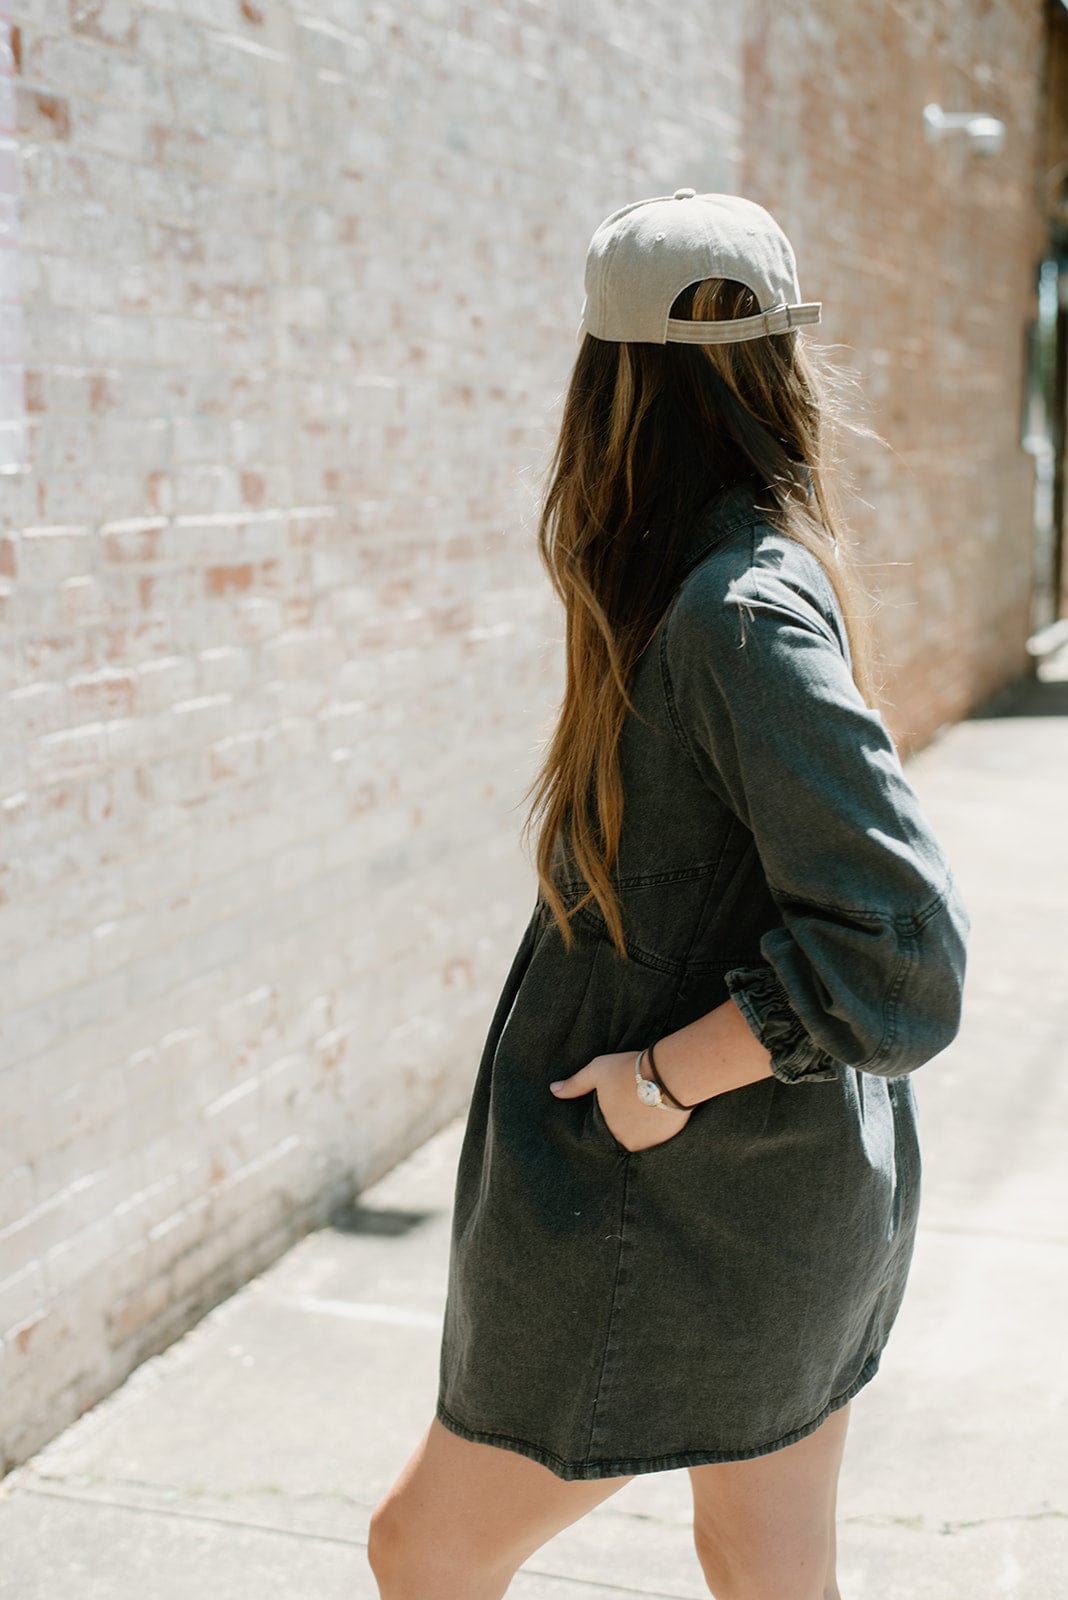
{"left": 671, "top": 475, "right": 772, "bottom": 582}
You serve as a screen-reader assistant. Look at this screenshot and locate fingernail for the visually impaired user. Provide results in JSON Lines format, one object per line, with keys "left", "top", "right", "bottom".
{"left": 549, "top": 1081, "right": 563, "bottom": 1093}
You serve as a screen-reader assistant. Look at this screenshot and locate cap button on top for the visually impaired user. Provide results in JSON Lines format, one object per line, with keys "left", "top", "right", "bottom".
{"left": 673, "top": 187, "right": 697, "bottom": 199}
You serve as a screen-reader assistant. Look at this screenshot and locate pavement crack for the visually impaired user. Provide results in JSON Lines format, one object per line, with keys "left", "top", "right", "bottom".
{"left": 17, "top": 1470, "right": 377, "bottom": 1513}
{"left": 843, "top": 1508, "right": 1066, "bottom": 1537}
{"left": 10, "top": 1484, "right": 374, "bottom": 1549}
{"left": 937, "top": 1509, "right": 1067, "bottom": 1536}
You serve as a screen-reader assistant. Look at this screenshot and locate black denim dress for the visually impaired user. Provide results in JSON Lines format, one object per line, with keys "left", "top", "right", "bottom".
{"left": 435, "top": 479, "right": 971, "bottom": 1480}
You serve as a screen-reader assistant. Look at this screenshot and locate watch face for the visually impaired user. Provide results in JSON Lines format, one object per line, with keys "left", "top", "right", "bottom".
{"left": 636, "top": 1077, "right": 661, "bottom": 1107}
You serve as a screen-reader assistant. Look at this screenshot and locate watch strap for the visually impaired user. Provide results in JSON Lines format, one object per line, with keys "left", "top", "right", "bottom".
{"left": 646, "top": 1039, "right": 702, "bottom": 1110}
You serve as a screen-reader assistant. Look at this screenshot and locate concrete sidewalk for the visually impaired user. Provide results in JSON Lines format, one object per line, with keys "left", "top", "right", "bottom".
{"left": 2, "top": 652, "right": 1067, "bottom": 1599}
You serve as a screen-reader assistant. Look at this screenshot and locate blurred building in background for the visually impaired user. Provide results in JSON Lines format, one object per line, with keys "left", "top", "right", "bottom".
{"left": 1, "top": 1, "right": 1066, "bottom": 1474}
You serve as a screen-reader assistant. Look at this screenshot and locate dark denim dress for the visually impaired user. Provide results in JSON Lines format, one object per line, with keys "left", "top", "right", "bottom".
{"left": 435, "top": 479, "right": 971, "bottom": 1480}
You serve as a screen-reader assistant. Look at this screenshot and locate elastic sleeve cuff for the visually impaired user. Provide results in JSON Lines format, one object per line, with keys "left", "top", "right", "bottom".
{"left": 723, "top": 963, "right": 845, "bottom": 1084}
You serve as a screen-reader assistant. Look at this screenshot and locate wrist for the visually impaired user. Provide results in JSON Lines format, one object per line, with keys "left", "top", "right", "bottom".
{"left": 633, "top": 1047, "right": 693, "bottom": 1114}
{"left": 654, "top": 999, "right": 775, "bottom": 1103}
{"left": 644, "top": 1040, "right": 700, "bottom": 1110}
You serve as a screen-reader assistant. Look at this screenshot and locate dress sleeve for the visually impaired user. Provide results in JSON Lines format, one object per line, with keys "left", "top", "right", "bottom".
{"left": 661, "top": 535, "right": 971, "bottom": 1086}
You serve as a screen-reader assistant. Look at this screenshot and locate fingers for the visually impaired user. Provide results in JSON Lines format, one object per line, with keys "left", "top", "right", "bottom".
{"left": 548, "top": 1063, "right": 595, "bottom": 1097}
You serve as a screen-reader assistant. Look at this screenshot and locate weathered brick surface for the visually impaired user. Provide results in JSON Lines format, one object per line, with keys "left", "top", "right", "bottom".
{"left": 741, "top": 0, "right": 1058, "bottom": 748}
{"left": 0, "top": 0, "right": 741, "bottom": 1474}
{"left": 0, "top": 1, "right": 1061, "bottom": 1474}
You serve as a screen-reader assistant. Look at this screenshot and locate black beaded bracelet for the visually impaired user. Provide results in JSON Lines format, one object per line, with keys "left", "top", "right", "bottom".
{"left": 646, "top": 1039, "right": 703, "bottom": 1111}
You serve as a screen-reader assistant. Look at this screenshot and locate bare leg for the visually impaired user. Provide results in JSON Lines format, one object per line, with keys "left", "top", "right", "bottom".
{"left": 687, "top": 1400, "right": 852, "bottom": 1600}
{"left": 367, "top": 1416, "right": 634, "bottom": 1600}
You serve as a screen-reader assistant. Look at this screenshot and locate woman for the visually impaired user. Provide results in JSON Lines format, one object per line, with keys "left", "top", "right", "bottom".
{"left": 369, "top": 191, "right": 971, "bottom": 1600}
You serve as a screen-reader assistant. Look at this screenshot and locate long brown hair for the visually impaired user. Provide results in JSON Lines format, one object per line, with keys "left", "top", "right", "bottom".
{"left": 521, "top": 275, "right": 887, "bottom": 960}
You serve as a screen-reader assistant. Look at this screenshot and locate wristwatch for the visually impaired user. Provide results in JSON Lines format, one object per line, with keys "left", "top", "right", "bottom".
{"left": 633, "top": 1047, "right": 676, "bottom": 1111}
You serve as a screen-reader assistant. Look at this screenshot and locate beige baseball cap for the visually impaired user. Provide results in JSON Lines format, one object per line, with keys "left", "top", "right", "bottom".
{"left": 578, "top": 189, "right": 822, "bottom": 346}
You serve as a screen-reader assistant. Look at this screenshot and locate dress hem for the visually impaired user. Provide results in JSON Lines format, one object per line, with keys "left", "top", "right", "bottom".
{"left": 435, "top": 1351, "right": 882, "bottom": 1481}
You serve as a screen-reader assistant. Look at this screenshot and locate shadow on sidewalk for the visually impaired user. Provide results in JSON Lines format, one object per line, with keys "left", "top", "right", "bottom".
{"left": 966, "top": 648, "right": 1068, "bottom": 719}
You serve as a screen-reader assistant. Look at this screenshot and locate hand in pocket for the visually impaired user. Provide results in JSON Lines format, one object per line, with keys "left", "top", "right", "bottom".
{"left": 549, "top": 1050, "right": 693, "bottom": 1153}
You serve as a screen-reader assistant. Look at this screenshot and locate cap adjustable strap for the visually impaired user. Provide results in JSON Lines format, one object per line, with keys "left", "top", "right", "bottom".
{"left": 664, "top": 301, "right": 822, "bottom": 345}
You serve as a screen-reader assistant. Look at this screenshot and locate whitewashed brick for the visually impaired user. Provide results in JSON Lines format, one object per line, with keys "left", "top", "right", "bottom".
{"left": 42, "top": 1211, "right": 120, "bottom": 1296}
{"left": 0, "top": 1263, "right": 48, "bottom": 1339}
{"left": 68, "top": 667, "right": 138, "bottom": 720}
{"left": 88, "top": 911, "right": 155, "bottom": 976}
{"left": 59, "top": 574, "right": 107, "bottom": 628}
{"left": 6, "top": 930, "right": 93, "bottom": 1011}
{"left": 135, "top": 654, "right": 199, "bottom": 712}
{"left": 169, "top": 691, "right": 233, "bottom": 744}
{"left": 0, "top": 1175, "right": 98, "bottom": 1285}
{"left": 24, "top": 721, "right": 106, "bottom": 781}
{"left": 17, "top": 525, "right": 93, "bottom": 582}
{"left": 0, "top": 1167, "right": 33, "bottom": 1234}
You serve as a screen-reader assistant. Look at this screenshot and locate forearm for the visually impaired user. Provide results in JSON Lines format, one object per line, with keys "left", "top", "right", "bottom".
{"left": 653, "top": 996, "right": 774, "bottom": 1104}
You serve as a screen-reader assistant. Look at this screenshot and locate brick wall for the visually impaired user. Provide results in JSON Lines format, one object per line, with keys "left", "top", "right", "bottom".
{"left": 741, "top": 0, "right": 1052, "bottom": 749}
{"left": 0, "top": 1, "right": 745, "bottom": 1473}
{"left": 0, "top": 0, "right": 1055, "bottom": 1474}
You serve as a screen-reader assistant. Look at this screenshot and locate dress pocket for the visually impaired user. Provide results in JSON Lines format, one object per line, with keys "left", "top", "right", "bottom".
{"left": 587, "top": 1085, "right": 704, "bottom": 1159}
{"left": 586, "top": 1086, "right": 633, "bottom": 1157}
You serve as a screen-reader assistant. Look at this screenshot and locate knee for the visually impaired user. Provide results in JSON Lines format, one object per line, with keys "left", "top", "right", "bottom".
{"left": 692, "top": 1527, "right": 831, "bottom": 1600}
{"left": 367, "top": 1497, "right": 402, "bottom": 1585}
{"left": 367, "top": 1492, "right": 510, "bottom": 1600}
{"left": 368, "top": 1496, "right": 434, "bottom": 1595}
{"left": 691, "top": 1530, "right": 741, "bottom": 1600}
